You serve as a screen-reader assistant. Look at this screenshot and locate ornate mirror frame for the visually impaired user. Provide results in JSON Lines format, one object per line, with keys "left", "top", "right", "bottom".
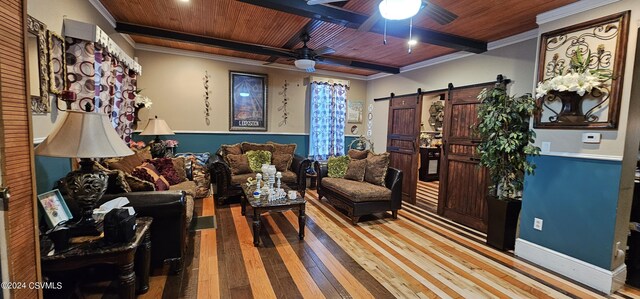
{"left": 47, "top": 30, "right": 66, "bottom": 95}
{"left": 533, "top": 11, "right": 630, "bottom": 129}
{"left": 27, "top": 14, "right": 50, "bottom": 113}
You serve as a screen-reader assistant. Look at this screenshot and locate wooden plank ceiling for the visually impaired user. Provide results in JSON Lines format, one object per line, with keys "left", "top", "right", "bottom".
{"left": 100, "top": 0, "right": 577, "bottom": 76}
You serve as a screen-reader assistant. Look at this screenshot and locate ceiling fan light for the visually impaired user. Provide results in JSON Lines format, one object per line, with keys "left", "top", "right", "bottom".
{"left": 379, "top": 0, "right": 421, "bottom": 20}
{"left": 295, "top": 59, "right": 316, "bottom": 72}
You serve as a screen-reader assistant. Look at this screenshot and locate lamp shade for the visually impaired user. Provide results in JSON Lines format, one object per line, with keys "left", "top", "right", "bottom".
{"left": 379, "top": 0, "right": 421, "bottom": 20}
{"left": 35, "top": 111, "right": 134, "bottom": 158}
{"left": 140, "top": 117, "right": 175, "bottom": 136}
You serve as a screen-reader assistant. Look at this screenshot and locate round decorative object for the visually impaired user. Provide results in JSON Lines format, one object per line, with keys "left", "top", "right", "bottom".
{"left": 368, "top": 112, "right": 373, "bottom": 120}
{"left": 367, "top": 130, "right": 372, "bottom": 137}
{"left": 350, "top": 125, "right": 359, "bottom": 134}
{"left": 428, "top": 101, "right": 445, "bottom": 130}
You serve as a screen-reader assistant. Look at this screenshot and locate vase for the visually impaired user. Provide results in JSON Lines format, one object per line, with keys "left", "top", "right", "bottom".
{"left": 550, "top": 90, "right": 586, "bottom": 123}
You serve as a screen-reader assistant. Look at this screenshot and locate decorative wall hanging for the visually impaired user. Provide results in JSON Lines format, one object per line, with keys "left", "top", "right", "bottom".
{"left": 27, "top": 15, "right": 50, "bottom": 113}
{"left": 229, "top": 71, "right": 268, "bottom": 131}
{"left": 203, "top": 71, "right": 211, "bottom": 126}
{"left": 534, "top": 11, "right": 630, "bottom": 129}
{"left": 428, "top": 101, "right": 444, "bottom": 131}
{"left": 347, "top": 100, "right": 364, "bottom": 123}
{"left": 277, "top": 80, "right": 289, "bottom": 127}
{"left": 367, "top": 103, "right": 373, "bottom": 138}
{"left": 47, "top": 30, "right": 66, "bottom": 95}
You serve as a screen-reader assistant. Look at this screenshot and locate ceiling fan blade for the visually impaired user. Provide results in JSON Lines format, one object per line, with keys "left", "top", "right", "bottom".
{"left": 423, "top": 1, "right": 458, "bottom": 25}
{"left": 307, "top": 0, "right": 341, "bottom": 5}
{"left": 358, "top": 11, "right": 381, "bottom": 32}
{"left": 316, "top": 56, "right": 352, "bottom": 67}
{"left": 313, "top": 46, "right": 335, "bottom": 55}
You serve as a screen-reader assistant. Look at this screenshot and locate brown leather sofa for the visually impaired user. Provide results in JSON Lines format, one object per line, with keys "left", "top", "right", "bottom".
{"left": 315, "top": 161, "right": 403, "bottom": 224}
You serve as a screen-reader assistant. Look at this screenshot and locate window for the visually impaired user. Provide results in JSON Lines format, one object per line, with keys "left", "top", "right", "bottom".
{"left": 309, "top": 82, "right": 347, "bottom": 160}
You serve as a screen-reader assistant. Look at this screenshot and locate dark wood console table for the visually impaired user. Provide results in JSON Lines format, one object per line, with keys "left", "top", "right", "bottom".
{"left": 41, "top": 217, "right": 152, "bottom": 298}
{"left": 419, "top": 147, "right": 441, "bottom": 182}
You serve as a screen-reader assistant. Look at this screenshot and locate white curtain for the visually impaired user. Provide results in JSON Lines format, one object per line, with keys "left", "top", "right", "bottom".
{"left": 309, "top": 82, "right": 347, "bottom": 160}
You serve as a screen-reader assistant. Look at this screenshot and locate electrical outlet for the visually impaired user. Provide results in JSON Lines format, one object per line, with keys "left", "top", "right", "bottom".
{"left": 534, "top": 218, "right": 543, "bottom": 231}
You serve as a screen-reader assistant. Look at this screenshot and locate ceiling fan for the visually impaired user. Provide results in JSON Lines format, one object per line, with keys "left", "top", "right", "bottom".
{"left": 271, "top": 32, "right": 337, "bottom": 72}
{"left": 307, "top": 0, "right": 458, "bottom": 27}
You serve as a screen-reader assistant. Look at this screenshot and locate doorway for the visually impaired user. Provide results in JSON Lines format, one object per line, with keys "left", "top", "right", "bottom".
{"left": 416, "top": 93, "right": 444, "bottom": 212}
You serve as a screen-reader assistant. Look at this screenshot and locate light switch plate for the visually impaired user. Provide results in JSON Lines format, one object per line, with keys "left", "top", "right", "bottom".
{"left": 582, "top": 133, "right": 601, "bottom": 144}
{"left": 541, "top": 142, "right": 551, "bottom": 153}
{"left": 534, "top": 218, "right": 543, "bottom": 231}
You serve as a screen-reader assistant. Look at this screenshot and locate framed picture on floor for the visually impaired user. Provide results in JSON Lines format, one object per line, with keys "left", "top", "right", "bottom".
{"left": 37, "top": 189, "right": 72, "bottom": 229}
{"left": 229, "top": 71, "right": 268, "bottom": 131}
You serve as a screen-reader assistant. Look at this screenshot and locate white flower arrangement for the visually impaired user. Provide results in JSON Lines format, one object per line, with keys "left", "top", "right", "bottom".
{"left": 134, "top": 91, "right": 153, "bottom": 108}
{"left": 535, "top": 50, "right": 612, "bottom": 99}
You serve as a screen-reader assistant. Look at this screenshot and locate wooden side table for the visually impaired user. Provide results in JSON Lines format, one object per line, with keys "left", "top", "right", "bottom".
{"left": 41, "top": 217, "right": 152, "bottom": 298}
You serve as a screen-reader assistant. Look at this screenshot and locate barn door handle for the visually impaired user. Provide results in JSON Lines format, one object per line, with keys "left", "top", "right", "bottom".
{"left": 469, "top": 157, "right": 481, "bottom": 162}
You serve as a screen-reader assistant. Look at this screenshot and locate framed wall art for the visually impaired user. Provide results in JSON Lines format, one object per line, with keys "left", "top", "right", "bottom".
{"left": 27, "top": 14, "right": 50, "bottom": 113}
{"left": 534, "top": 11, "right": 630, "bottom": 129}
{"left": 347, "top": 100, "right": 363, "bottom": 124}
{"left": 229, "top": 71, "right": 268, "bottom": 131}
{"left": 47, "top": 30, "right": 66, "bottom": 95}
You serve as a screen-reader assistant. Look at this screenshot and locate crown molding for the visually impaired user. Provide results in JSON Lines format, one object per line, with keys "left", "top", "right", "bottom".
{"left": 536, "top": 0, "right": 621, "bottom": 25}
{"left": 88, "top": 0, "right": 116, "bottom": 28}
{"left": 135, "top": 43, "right": 370, "bottom": 81}
{"left": 121, "top": 34, "right": 136, "bottom": 49}
{"left": 487, "top": 29, "right": 538, "bottom": 50}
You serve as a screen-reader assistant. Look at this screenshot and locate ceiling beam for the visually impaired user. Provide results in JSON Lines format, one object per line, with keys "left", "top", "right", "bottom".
{"left": 236, "top": 0, "right": 487, "bottom": 53}
{"left": 115, "top": 22, "right": 400, "bottom": 74}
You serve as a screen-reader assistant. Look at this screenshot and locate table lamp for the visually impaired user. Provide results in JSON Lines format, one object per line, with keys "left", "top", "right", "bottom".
{"left": 140, "top": 116, "right": 174, "bottom": 158}
{"left": 35, "top": 109, "right": 134, "bottom": 235}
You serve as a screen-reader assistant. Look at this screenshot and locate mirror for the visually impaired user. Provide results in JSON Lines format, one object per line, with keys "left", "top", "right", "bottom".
{"left": 47, "top": 30, "right": 65, "bottom": 95}
{"left": 27, "top": 15, "right": 50, "bottom": 113}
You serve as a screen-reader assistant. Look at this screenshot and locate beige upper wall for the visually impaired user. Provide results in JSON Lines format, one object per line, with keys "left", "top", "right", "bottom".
{"left": 136, "top": 50, "right": 367, "bottom": 135}
{"left": 29, "top": 0, "right": 135, "bottom": 140}
{"left": 533, "top": 1, "right": 640, "bottom": 157}
{"left": 367, "top": 38, "right": 538, "bottom": 150}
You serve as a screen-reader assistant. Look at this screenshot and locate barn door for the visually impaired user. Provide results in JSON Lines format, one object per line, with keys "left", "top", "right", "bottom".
{"left": 437, "top": 83, "right": 494, "bottom": 232}
{"left": 387, "top": 93, "right": 422, "bottom": 204}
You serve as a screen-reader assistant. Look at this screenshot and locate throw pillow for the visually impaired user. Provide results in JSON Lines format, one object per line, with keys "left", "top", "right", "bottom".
{"left": 220, "top": 143, "right": 242, "bottom": 163}
{"left": 327, "top": 156, "right": 349, "bottom": 178}
{"left": 272, "top": 153, "right": 293, "bottom": 172}
{"left": 149, "top": 157, "right": 182, "bottom": 185}
{"left": 125, "top": 173, "right": 155, "bottom": 192}
{"left": 134, "top": 146, "right": 153, "bottom": 161}
{"left": 348, "top": 149, "right": 370, "bottom": 160}
{"left": 132, "top": 162, "right": 170, "bottom": 191}
{"left": 105, "top": 153, "right": 144, "bottom": 174}
{"left": 171, "top": 157, "right": 188, "bottom": 183}
{"left": 227, "top": 154, "right": 252, "bottom": 175}
{"left": 175, "top": 152, "right": 211, "bottom": 198}
{"left": 266, "top": 141, "right": 296, "bottom": 155}
{"left": 365, "top": 152, "right": 390, "bottom": 186}
{"left": 344, "top": 159, "right": 367, "bottom": 181}
{"left": 93, "top": 162, "right": 131, "bottom": 194}
{"left": 245, "top": 150, "right": 272, "bottom": 173}
{"left": 241, "top": 142, "right": 275, "bottom": 154}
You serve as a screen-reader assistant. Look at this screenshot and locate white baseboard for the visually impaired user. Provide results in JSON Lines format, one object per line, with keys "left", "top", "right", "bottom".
{"left": 515, "top": 238, "right": 626, "bottom": 294}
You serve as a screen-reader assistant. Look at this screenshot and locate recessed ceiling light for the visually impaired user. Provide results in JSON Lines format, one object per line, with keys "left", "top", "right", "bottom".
{"left": 407, "top": 39, "right": 418, "bottom": 46}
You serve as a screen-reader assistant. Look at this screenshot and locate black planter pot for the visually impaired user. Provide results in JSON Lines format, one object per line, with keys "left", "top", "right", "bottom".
{"left": 486, "top": 196, "right": 522, "bottom": 251}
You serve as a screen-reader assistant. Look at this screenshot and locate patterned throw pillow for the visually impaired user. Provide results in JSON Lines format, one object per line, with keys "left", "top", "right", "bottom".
{"left": 272, "top": 153, "right": 293, "bottom": 172}
{"left": 245, "top": 150, "right": 272, "bottom": 173}
{"left": 131, "top": 162, "right": 170, "bottom": 191}
{"left": 171, "top": 157, "right": 188, "bottom": 183}
{"left": 149, "top": 157, "right": 182, "bottom": 185}
{"left": 175, "top": 152, "right": 212, "bottom": 198}
{"left": 266, "top": 141, "right": 297, "bottom": 155}
{"left": 105, "top": 153, "right": 144, "bottom": 174}
{"left": 344, "top": 158, "right": 367, "bottom": 181}
{"left": 125, "top": 173, "right": 155, "bottom": 192}
{"left": 220, "top": 143, "right": 242, "bottom": 163}
{"left": 365, "top": 152, "right": 390, "bottom": 186}
{"left": 93, "top": 162, "right": 131, "bottom": 194}
{"left": 347, "top": 149, "right": 370, "bottom": 160}
{"left": 227, "top": 154, "right": 252, "bottom": 175}
{"left": 241, "top": 142, "right": 275, "bottom": 154}
{"left": 327, "top": 156, "right": 349, "bottom": 178}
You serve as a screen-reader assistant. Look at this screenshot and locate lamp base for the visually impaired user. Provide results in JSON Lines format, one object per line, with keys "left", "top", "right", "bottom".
{"left": 64, "top": 158, "right": 107, "bottom": 237}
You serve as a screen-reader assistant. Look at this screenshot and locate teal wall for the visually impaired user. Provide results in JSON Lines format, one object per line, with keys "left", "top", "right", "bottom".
{"left": 34, "top": 156, "right": 71, "bottom": 195}
{"left": 34, "top": 133, "right": 358, "bottom": 193}
{"left": 520, "top": 155, "right": 622, "bottom": 269}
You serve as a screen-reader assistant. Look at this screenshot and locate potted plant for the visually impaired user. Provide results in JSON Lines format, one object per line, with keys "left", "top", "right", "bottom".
{"left": 476, "top": 79, "right": 540, "bottom": 250}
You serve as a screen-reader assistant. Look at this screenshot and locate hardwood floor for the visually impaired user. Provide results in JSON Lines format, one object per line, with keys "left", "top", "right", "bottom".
{"left": 416, "top": 180, "right": 439, "bottom": 212}
{"left": 77, "top": 190, "right": 640, "bottom": 298}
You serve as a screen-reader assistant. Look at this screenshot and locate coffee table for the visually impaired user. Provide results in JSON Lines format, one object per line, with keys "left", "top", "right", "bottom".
{"left": 241, "top": 183, "right": 306, "bottom": 246}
